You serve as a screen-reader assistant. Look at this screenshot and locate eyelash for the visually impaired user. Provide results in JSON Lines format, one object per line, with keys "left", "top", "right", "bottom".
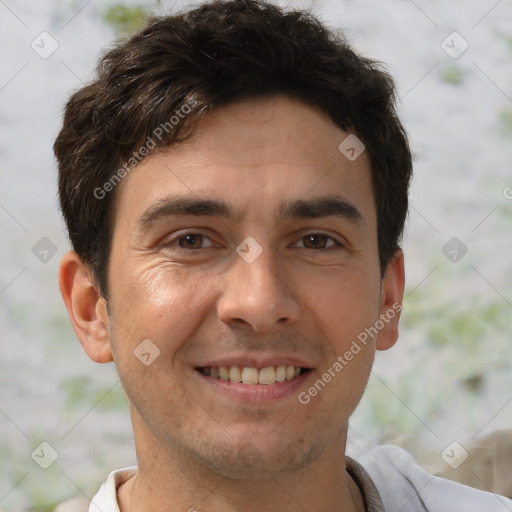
{"left": 165, "top": 232, "right": 343, "bottom": 250}
{"left": 294, "top": 233, "right": 341, "bottom": 249}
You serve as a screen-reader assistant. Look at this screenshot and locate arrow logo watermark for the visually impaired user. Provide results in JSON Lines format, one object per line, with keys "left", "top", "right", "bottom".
{"left": 31, "top": 441, "right": 59, "bottom": 469}
{"left": 237, "top": 442, "right": 263, "bottom": 468}
{"left": 441, "top": 31, "right": 469, "bottom": 59}
{"left": 442, "top": 236, "right": 468, "bottom": 263}
{"left": 441, "top": 441, "right": 469, "bottom": 469}
{"left": 134, "top": 339, "right": 161, "bottom": 366}
{"left": 32, "top": 237, "right": 58, "bottom": 263}
{"left": 30, "top": 31, "right": 59, "bottom": 59}
{"left": 338, "top": 134, "right": 365, "bottom": 162}
{"left": 236, "top": 236, "right": 263, "bottom": 264}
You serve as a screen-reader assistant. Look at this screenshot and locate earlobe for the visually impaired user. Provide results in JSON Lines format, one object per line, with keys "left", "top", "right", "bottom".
{"left": 58, "top": 251, "right": 113, "bottom": 363}
{"left": 376, "top": 249, "right": 405, "bottom": 351}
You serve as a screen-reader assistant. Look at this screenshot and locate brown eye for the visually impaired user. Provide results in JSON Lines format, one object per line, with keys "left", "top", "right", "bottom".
{"left": 302, "top": 234, "right": 331, "bottom": 249}
{"left": 178, "top": 234, "right": 204, "bottom": 249}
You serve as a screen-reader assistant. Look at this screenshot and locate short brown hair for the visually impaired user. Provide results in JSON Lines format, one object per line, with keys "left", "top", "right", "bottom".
{"left": 54, "top": 0, "right": 412, "bottom": 297}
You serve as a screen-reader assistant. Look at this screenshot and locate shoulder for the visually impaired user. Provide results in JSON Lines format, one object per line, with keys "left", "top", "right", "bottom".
{"left": 357, "top": 445, "right": 512, "bottom": 512}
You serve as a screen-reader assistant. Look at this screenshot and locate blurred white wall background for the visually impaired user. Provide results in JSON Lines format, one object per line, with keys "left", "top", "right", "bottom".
{"left": 0, "top": 0, "right": 511, "bottom": 509}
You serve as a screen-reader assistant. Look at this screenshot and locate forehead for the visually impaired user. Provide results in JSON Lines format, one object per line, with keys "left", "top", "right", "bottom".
{"left": 114, "top": 95, "right": 376, "bottom": 228}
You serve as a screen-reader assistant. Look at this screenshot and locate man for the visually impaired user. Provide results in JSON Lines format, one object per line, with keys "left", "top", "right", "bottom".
{"left": 54, "top": 0, "right": 512, "bottom": 510}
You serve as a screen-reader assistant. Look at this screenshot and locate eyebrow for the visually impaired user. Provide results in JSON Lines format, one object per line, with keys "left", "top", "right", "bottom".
{"left": 279, "top": 196, "right": 364, "bottom": 225}
{"left": 136, "top": 195, "right": 365, "bottom": 231}
{"left": 137, "top": 197, "right": 245, "bottom": 230}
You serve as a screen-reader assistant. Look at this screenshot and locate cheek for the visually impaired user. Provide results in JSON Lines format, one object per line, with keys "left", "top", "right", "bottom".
{"left": 300, "top": 267, "right": 381, "bottom": 342}
{"left": 107, "top": 260, "right": 218, "bottom": 364}
{"left": 298, "top": 268, "right": 380, "bottom": 398}
{"left": 113, "top": 259, "right": 208, "bottom": 318}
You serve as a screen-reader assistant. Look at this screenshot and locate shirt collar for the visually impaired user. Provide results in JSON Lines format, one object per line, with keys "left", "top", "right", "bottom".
{"left": 346, "top": 455, "right": 386, "bottom": 512}
{"left": 91, "top": 458, "right": 385, "bottom": 512}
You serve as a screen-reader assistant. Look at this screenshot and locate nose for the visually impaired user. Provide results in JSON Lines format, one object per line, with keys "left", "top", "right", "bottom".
{"left": 216, "top": 248, "right": 301, "bottom": 332}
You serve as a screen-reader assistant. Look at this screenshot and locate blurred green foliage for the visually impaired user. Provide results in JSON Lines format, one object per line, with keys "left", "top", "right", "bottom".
{"left": 497, "top": 203, "right": 512, "bottom": 222}
{"left": 499, "top": 109, "right": 512, "bottom": 138}
{"left": 103, "top": 2, "right": 162, "bottom": 35}
{"left": 441, "top": 66, "right": 465, "bottom": 85}
{"left": 61, "top": 375, "right": 127, "bottom": 412}
{"left": 103, "top": 5, "right": 151, "bottom": 34}
{"left": 356, "top": 256, "right": 512, "bottom": 440}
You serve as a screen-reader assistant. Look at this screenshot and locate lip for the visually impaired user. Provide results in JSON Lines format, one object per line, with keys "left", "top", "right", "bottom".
{"left": 193, "top": 367, "right": 314, "bottom": 403}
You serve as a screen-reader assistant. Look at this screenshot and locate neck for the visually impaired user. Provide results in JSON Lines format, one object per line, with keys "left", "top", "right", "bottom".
{"left": 118, "top": 413, "right": 365, "bottom": 512}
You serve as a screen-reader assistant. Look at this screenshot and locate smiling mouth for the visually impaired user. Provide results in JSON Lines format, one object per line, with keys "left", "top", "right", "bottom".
{"left": 197, "top": 365, "right": 310, "bottom": 385}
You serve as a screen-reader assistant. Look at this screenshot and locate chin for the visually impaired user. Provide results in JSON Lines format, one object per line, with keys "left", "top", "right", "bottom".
{"left": 181, "top": 434, "right": 326, "bottom": 480}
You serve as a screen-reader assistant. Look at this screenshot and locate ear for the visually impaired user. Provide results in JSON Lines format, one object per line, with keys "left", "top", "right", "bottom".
{"left": 376, "top": 249, "right": 405, "bottom": 351}
{"left": 58, "top": 251, "right": 113, "bottom": 363}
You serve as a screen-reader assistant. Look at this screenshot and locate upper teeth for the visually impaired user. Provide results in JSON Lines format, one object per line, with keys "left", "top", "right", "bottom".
{"left": 202, "top": 365, "right": 301, "bottom": 385}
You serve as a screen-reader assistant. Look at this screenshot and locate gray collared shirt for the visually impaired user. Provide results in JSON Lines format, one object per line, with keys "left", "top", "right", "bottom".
{"left": 347, "top": 456, "right": 385, "bottom": 512}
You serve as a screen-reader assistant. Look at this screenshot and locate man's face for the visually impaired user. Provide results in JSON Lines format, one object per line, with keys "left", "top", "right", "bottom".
{"left": 101, "top": 95, "right": 400, "bottom": 477}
